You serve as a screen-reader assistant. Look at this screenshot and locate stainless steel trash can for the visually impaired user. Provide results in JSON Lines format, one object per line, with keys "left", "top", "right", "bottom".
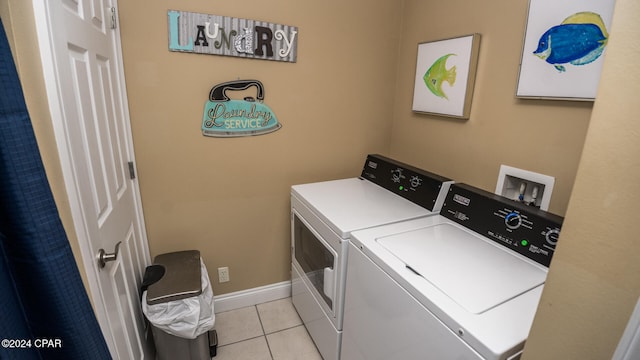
{"left": 144, "top": 250, "right": 217, "bottom": 359}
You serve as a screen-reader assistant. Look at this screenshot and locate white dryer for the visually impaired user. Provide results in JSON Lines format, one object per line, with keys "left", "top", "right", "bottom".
{"left": 342, "top": 183, "right": 563, "bottom": 360}
{"left": 291, "top": 154, "right": 453, "bottom": 360}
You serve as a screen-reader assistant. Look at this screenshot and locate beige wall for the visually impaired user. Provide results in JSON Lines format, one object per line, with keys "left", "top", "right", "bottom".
{"left": 5, "top": 0, "right": 639, "bottom": 357}
{"left": 390, "top": 0, "right": 592, "bottom": 216}
{"left": 523, "top": 0, "right": 640, "bottom": 357}
{"left": 117, "top": 0, "right": 401, "bottom": 294}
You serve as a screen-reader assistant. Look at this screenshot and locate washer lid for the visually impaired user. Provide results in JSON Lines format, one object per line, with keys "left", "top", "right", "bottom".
{"left": 377, "top": 222, "right": 547, "bottom": 314}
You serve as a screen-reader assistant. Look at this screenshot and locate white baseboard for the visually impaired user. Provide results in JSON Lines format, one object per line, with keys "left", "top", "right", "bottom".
{"left": 213, "top": 281, "right": 292, "bottom": 313}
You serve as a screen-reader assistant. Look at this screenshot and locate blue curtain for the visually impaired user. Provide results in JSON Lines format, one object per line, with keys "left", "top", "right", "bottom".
{"left": 0, "top": 19, "right": 111, "bottom": 360}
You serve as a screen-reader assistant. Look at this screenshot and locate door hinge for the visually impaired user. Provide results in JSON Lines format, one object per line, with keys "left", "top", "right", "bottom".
{"left": 110, "top": 7, "right": 117, "bottom": 29}
{"left": 128, "top": 161, "right": 136, "bottom": 179}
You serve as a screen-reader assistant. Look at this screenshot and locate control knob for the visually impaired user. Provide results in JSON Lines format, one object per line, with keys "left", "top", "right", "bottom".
{"left": 391, "top": 168, "right": 403, "bottom": 183}
{"left": 505, "top": 212, "right": 522, "bottom": 230}
{"left": 410, "top": 176, "right": 422, "bottom": 188}
{"left": 545, "top": 229, "right": 560, "bottom": 246}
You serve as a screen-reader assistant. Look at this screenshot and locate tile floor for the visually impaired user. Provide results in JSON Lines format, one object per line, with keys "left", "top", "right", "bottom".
{"left": 213, "top": 297, "right": 322, "bottom": 360}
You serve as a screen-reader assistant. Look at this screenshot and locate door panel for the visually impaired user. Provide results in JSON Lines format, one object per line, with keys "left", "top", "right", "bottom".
{"left": 33, "top": 0, "right": 152, "bottom": 358}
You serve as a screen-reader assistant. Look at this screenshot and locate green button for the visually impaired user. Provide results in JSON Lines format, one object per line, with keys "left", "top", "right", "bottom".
{"left": 521, "top": 239, "right": 529, "bottom": 246}
{"left": 399, "top": 186, "right": 404, "bottom": 191}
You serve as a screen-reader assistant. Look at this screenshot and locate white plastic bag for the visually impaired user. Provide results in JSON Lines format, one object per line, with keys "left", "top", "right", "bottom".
{"left": 142, "top": 258, "right": 215, "bottom": 339}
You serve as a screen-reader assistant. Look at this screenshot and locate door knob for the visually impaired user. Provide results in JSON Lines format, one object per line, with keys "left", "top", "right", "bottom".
{"left": 98, "top": 241, "right": 122, "bottom": 268}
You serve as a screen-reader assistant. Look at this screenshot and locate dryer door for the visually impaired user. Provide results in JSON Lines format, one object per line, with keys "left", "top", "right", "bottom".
{"left": 292, "top": 213, "right": 337, "bottom": 312}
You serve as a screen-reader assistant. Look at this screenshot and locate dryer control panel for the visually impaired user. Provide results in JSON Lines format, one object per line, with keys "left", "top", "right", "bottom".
{"left": 360, "top": 154, "right": 453, "bottom": 212}
{"left": 441, "top": 183, "right": 564, "bottom": 267}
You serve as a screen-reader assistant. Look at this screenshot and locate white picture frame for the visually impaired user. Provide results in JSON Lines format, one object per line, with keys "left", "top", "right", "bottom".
{"left": 412, "top": 34, "right": 481, "bottom": 119}
{"left": 515, "top": 0, "right": 615, "bottom": 101}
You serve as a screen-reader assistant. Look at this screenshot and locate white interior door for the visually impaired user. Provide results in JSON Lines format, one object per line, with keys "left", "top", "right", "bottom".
{"left": 32, "top": 1, "right": 153, "bottom": 359}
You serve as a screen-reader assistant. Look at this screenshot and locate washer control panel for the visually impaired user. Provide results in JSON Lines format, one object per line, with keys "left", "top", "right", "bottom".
{"left": 360, "top": 154, "right": 453, "bottom": 211}
{"left": 442, "top": 183, "right": 563, "bottom": 267}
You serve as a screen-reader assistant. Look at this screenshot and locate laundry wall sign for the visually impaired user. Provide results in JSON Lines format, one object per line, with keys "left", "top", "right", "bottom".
{"left": 202, "top": 80, "right": 282, "bottom": 137}
{"left": 168, "top": 10, "right": 298, "bottom": 62}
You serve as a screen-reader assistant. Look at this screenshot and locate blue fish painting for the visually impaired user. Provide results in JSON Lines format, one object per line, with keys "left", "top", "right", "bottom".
{"left": 533, "top": 12, "right": 609, "bottom": 72}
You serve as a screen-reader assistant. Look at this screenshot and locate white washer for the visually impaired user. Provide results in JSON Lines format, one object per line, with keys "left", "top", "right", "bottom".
{"left": 342, "top": 183, "right": 563, "bottom": 360}
{"left": 291, "top": 154, "right": 453, "bottom": 360}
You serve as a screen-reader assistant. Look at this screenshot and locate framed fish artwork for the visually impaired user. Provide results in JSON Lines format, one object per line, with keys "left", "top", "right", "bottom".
{"left": 412, "top": 34, "right": 481, "bottom": 119}
{"left": 516, "top": 0, "right": 615, "bottom": 100}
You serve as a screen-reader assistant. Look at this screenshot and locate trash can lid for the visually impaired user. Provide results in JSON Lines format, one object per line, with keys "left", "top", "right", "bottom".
{"left": 146, "top": 250, "right": 202, "bottom": 305}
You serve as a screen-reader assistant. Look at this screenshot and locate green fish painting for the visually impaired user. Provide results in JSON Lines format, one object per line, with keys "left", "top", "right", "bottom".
{"left": 423, "top": 54, "right": 457, "bottom": 99}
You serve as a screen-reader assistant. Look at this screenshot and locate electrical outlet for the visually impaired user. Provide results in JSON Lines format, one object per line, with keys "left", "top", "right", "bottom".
{"left": 218, "top": 267, "right": 230, "bottom": 283}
